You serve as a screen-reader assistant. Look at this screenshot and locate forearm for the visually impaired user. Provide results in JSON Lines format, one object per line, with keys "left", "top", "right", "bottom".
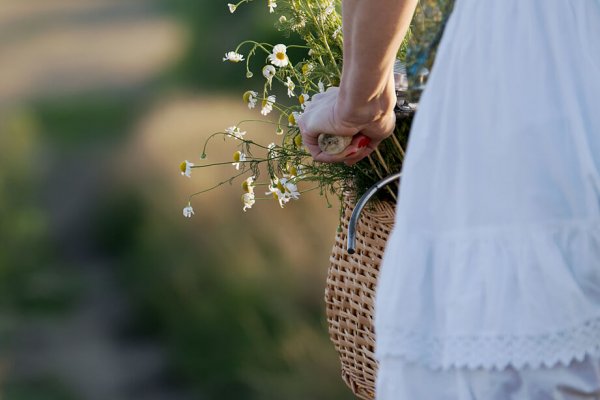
{"left": 337, "top": 0, "right": 417, "bottom": 123}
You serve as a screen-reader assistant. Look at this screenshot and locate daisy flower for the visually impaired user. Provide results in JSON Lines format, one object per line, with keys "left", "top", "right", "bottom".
{"left": 280, "top": 177, "right": 300, "bottom": 200}
{"left": 268, "top": 0, "right": 277, "bottom": 13}
{"left": 265, "top": 176, "right": 300, "bottom": 208}
{"left": 242, "top": 176, "right": 255, "bottom": 194}
{"left": 293, "top": 132, "right": 303, "bottom": 148}
{"left": 262, "top": 65, "right": 276, "bottom": 86}
{"left": 179, "top": 160, "right": 194, "bottom": 178}
{"left": 227, "top": 3, "right": 237, "bottom": 13}
{"left": 261, "top": 95, "right": 276, "bottom": 116}
{"left": 301, "top": 63, "right": 313, "bottom": 76}
{"left": 288, "top": 113, "right": 296, "bottom": 127}
{"left": 232, "top": 151, "right": 247, "bottom": 170}
{"left": 242, "top": 192, "right": 255, "bottom": 212}
{"left": 287, "top": 164, "right": 304, "bottom": 178}
{"left": 183, "top": 202, "right": 194, "bottom": 218}
{"left": 298, "top": 93, "right": 310, "bottom": 109}
{"left": 265, "top": 178, "right": 287, "bottom": 208}
{"left": 223, "top": 51, "right": 244, "bottom": 62}
{"left": 225, "top": 126, "right": 246, "bottom": 140}
{"left": 289, "top": 111, "right": 301, "bottom": 127}
{"left": 284, "top": 77, "right": 296, "bottom": 97}
{"left": 243, "top": 90, "right": 258, "bottom": 109}
{"left": 287, "top": 164, "right": 298, "bottom": 177}
{"left": 268, "top": 44, "right": 289, "bottom": 68}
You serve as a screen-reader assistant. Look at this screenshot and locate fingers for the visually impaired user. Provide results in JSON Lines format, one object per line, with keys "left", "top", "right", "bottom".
{"left": 299, "top": 107, "right": 383, "bottom": 165}
{"left": 297, "top": 114, "right": 320, "bottom": 158}
{"left": 302, "top": 87, "right": 337, "bottom": 113}
{"left": 341, "top": 135, "right": 380, "bottom": 166}
{"left": 297, "top": 84, "right": 394, "bottom": 165}
{"left": 344, "top": 147, "right": 374, "bottom": 166}
{"left": 298, "top": 92, "right": 349, "bottom": 159}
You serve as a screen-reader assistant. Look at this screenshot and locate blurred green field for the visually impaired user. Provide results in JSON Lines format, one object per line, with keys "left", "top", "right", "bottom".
{"left": 0, "top": 1, "right": 352, "bottom": 399}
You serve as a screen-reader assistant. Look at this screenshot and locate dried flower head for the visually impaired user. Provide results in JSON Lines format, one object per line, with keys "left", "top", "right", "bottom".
{"left": 223, "top": 51, "right": 244, "bottom": 62}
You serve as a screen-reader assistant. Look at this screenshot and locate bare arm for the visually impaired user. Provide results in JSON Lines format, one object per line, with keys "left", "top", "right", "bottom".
{"left": 338, "top": 0, "right": 417, "bottom": 123}
{"left": 298, "top": 0, "right": 417, "bottom": 164}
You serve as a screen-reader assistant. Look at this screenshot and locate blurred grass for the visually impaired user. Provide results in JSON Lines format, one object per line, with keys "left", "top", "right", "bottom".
{"left": 107, "top": 199, "right": 351, "bottom": 400}
{"left": 0, "top": 111, "right": 80, "bottom": 316}
{"left": 0, "top": 1, "right": 353, "bottom": 399}
{"left": 100, "top": 96, "right": 352, "bottom": 399}
{"left": 3, "top": 377, "right": 78, "bottom": 400}
{"left": 165, "top": 0, "right": 304, "bottom": 91}
{"left": 31, "top": 94, "right": 142, "bottom": 147}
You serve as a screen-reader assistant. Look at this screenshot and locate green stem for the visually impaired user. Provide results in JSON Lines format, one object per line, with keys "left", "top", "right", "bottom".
{"left": 189, "top": 169, "right": 249, "bottom": 199}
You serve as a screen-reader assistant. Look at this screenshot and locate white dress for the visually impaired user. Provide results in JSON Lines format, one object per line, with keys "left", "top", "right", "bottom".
{"left": 374, "top": 0, "right": 600, "bottom": 398}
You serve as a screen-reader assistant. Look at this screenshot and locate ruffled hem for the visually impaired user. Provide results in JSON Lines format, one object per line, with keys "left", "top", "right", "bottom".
{"left": 373, "top": 218, "right": 600, "bottom": 371}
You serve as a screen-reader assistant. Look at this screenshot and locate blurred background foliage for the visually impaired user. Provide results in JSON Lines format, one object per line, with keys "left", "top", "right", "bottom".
{"left": 0, "top": 1, "right": 349, "bottom": 399}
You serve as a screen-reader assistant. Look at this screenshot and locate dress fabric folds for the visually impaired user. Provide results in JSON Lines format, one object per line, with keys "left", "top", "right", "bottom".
{"left": 374, "top": 0, "right": 600, "bottom": 397}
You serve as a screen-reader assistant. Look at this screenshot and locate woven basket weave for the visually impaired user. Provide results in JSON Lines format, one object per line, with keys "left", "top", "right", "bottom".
{"left": 325, "top": 195, "right": 396, "bottom": 399}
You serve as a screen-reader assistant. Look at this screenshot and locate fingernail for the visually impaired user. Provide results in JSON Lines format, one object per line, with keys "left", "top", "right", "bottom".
{"left": 358, "top": 137, "right": 371, "bottom": 148}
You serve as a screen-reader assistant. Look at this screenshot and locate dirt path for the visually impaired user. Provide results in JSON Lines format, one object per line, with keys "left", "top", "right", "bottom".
{"left": 0, "top": 0, "right": 183, "bottom": 106}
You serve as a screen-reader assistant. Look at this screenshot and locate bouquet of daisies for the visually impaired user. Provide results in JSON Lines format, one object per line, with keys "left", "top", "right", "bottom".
{"left": 180, "top": 0, "right": 454, "bottom": 219}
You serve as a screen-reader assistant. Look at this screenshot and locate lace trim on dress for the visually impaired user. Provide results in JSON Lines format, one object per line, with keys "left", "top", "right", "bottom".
{"left": 376, "top": 315, "right": 600, "bottom": 371}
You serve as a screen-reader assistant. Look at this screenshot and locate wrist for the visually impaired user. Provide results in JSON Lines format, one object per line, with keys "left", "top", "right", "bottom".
{"left": 336, "top": 76, "right": 396, "bottom": 126}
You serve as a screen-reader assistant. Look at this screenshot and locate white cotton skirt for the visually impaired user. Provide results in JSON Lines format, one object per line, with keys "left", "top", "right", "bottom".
{"left": 373, "top": 0, "right": 600, "bottom": 396}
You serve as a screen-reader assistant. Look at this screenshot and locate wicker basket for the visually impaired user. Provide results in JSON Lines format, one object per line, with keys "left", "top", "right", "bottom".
{"left": 325, "top": 195, "right": 396, "bottom": 399}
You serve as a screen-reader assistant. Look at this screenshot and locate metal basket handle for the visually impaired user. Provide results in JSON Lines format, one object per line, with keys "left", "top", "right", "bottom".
{"left": 347, "top": 172, "right": 402, "bottom": 254}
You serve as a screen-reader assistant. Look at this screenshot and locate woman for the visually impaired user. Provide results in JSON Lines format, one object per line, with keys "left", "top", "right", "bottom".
{"left": 298, "top": 0, "right": 600, "bottom": 398}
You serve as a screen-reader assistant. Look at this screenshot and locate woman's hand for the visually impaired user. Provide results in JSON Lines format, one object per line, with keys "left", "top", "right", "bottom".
{"left": 297, "top": 76, "right": 396, "bottom": 165}
{"left": 297, "top": 0, "right": 416, "bottom": 166}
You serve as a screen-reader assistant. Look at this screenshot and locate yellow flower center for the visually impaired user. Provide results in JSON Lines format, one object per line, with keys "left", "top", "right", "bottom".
{"left": 289, "top": 166, "right": 298, "bottom": 176}
{"left": 294, "top": 134, "right": 303, "bottom": 147}
{"left": 242, "top": 180, "right": 252, "bottom": 193}
{"left": 277, "top": 182, "right": 286, "bottom": 193}
{"left": 233, "top": 151, "right": 241, "bottom": 162}
{"left": 179, "top": 161, "right": 187, "bottom": 173}
{"left": 298, "top": 95, "right": 306, "bottom": 105}
{"left": 276, "top": 52, "right": 286, "bottom": 61}
{"left": 301, "top": 64, "right": 311, "bottom": 75}
{"left": 288, "top": 113, "right": 296, "bottom": 125}
{"left": 242, "top": 91, "right": 253, "bottom": 104}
